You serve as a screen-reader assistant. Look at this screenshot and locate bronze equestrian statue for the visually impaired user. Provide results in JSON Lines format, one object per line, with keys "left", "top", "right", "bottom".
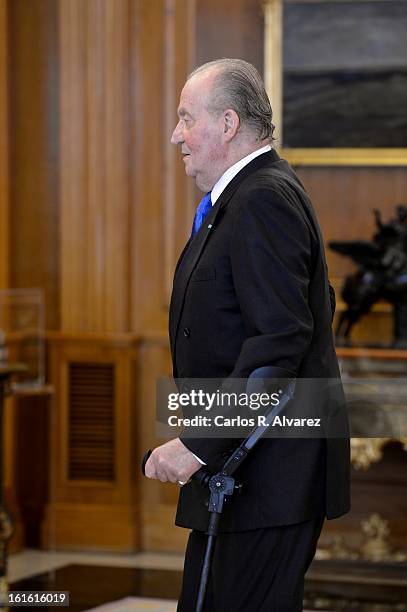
{"left": 329, "top": 205, "right": 407, "bottom": 348}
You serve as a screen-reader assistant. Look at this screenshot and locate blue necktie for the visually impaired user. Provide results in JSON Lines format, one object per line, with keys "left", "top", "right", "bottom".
{"left": 191, "top": 192, "right": 212, "bottom": 238}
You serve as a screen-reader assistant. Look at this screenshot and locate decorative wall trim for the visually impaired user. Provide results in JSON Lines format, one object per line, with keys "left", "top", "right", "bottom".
{"left": 282, "top": 148, "right": 407, "bottom": 168}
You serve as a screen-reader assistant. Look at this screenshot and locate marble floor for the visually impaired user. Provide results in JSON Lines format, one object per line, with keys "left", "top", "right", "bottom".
{"left": 8, "top": 550, "right": 317, "bottom": 611}
{"left": 7, "top": 548, "right": 407, "bottom": 611}
{"left": 9, "top": 549, "right": 185, "bottom": 584}
{"left": 88, "top": 597, "right": 177, "bottom": 611}
{"left": 9, "top": 550, "right": 184, "bottom": 611}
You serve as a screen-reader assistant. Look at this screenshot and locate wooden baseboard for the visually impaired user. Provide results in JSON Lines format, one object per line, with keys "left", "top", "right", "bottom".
{"left": 42, "top": 502, "right": 140, "bottom": 552}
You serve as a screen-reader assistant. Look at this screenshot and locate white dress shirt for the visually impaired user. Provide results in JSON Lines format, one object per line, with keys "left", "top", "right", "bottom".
{"left": 211, "top": 144, "right": 272, "bottom": 205}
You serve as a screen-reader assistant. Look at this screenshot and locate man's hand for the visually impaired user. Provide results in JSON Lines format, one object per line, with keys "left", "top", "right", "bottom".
{"left": 144, "top": 438, "right": 202, "bottom": 484}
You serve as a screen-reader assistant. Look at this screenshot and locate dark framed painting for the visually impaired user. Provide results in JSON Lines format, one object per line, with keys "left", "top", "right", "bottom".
{"left": 264, "top": 0, "right": 407, "bottom": 165}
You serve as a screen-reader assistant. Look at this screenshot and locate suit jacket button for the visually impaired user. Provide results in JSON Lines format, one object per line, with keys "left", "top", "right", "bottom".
{"left": 183, "top": 327, "right": 190, "bottom": 338}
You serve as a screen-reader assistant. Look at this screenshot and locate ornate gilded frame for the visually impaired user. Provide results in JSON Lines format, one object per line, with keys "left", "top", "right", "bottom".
{"left": 263, "top": 0, "right": 407, "bottom": 166}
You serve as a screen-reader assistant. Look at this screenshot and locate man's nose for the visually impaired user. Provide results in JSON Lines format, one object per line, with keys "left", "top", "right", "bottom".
{"left": 171, "top": 121, "right": 183, "bottom": 145}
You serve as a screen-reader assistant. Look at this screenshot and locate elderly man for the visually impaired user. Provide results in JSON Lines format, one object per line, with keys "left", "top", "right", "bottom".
{"left": 145, "top": 59, "right": 350, "bottom": 612}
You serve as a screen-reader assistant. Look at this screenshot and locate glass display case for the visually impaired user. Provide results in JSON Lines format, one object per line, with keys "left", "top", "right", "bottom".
{"left": 0, "top": 288, "right": 45, "bottom": 389}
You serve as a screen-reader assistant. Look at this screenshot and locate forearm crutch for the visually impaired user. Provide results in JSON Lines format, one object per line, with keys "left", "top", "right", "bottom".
{"left": 142, "top": 379, "right": 295, "bottom": 612}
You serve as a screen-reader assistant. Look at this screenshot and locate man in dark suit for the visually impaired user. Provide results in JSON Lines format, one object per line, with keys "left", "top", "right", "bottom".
{"left": 145, "top": 58, "right": 350, "bottom": 611}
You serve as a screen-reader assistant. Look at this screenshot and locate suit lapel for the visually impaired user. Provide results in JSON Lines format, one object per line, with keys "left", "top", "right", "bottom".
{"left": 169, "top": 200, "right": 222, "bottom": 358}
{"left": 169, "top": 149, "right": 282, "bottom": 362}
{"left": 173, "top": 237, "right": 192, "bottom": 280}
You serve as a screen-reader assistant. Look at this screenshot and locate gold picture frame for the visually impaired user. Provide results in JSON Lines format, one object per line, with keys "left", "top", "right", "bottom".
{"left": 263, "top": 0, "right": 407, "bottom": 166}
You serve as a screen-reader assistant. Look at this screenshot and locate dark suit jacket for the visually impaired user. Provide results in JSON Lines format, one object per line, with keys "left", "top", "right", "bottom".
{"left": 169, "top": 149, "right": 350, "bottom": 533}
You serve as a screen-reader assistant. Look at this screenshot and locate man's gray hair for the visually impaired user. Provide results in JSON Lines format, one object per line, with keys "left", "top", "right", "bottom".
{"left": 188, "top": 58, "right": 275, "bottom": 142}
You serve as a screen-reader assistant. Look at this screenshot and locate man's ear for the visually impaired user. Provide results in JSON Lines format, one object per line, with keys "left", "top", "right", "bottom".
{"left": 222, "top": 109, "right": 240, "bottom": 141}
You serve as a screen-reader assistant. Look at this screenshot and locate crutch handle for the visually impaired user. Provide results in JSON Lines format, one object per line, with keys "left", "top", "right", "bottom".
{"left": 191, "top": 467, "right": 212, "bottom": 487}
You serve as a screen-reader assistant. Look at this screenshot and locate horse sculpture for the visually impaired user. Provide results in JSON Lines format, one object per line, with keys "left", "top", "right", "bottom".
{"left": 329, "top": 205, "right": 407, "bottom": 347}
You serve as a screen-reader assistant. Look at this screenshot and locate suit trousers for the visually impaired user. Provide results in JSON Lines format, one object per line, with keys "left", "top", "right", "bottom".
{"left": 177, "top": 517, "right": 324, "bottom": 612}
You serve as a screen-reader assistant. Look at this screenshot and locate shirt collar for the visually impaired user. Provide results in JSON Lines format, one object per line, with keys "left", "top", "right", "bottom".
{"left": 211, "top": 144, "right": 272, "bottom": 205}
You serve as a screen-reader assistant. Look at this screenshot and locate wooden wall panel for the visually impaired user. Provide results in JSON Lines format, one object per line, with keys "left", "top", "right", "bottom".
{"left": 44, "top": 334, "right": 140, "bottom": 551}
{"left": 8, "top": 0, "right": 59, "bottom": 328}
{"left": 195, "top": 0, "right": 264, "bottom": 70}
{"left": 131, "top": 0, "right": 195, "bottom": 334}
{"left": 0, "top": 0, "right": 8, "bottom": 289}
{"left": 162, "top": 0, "right": 196, "bottom": 304}
{"left": 59, "top": 0, "right": 131, "bottom": 333}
